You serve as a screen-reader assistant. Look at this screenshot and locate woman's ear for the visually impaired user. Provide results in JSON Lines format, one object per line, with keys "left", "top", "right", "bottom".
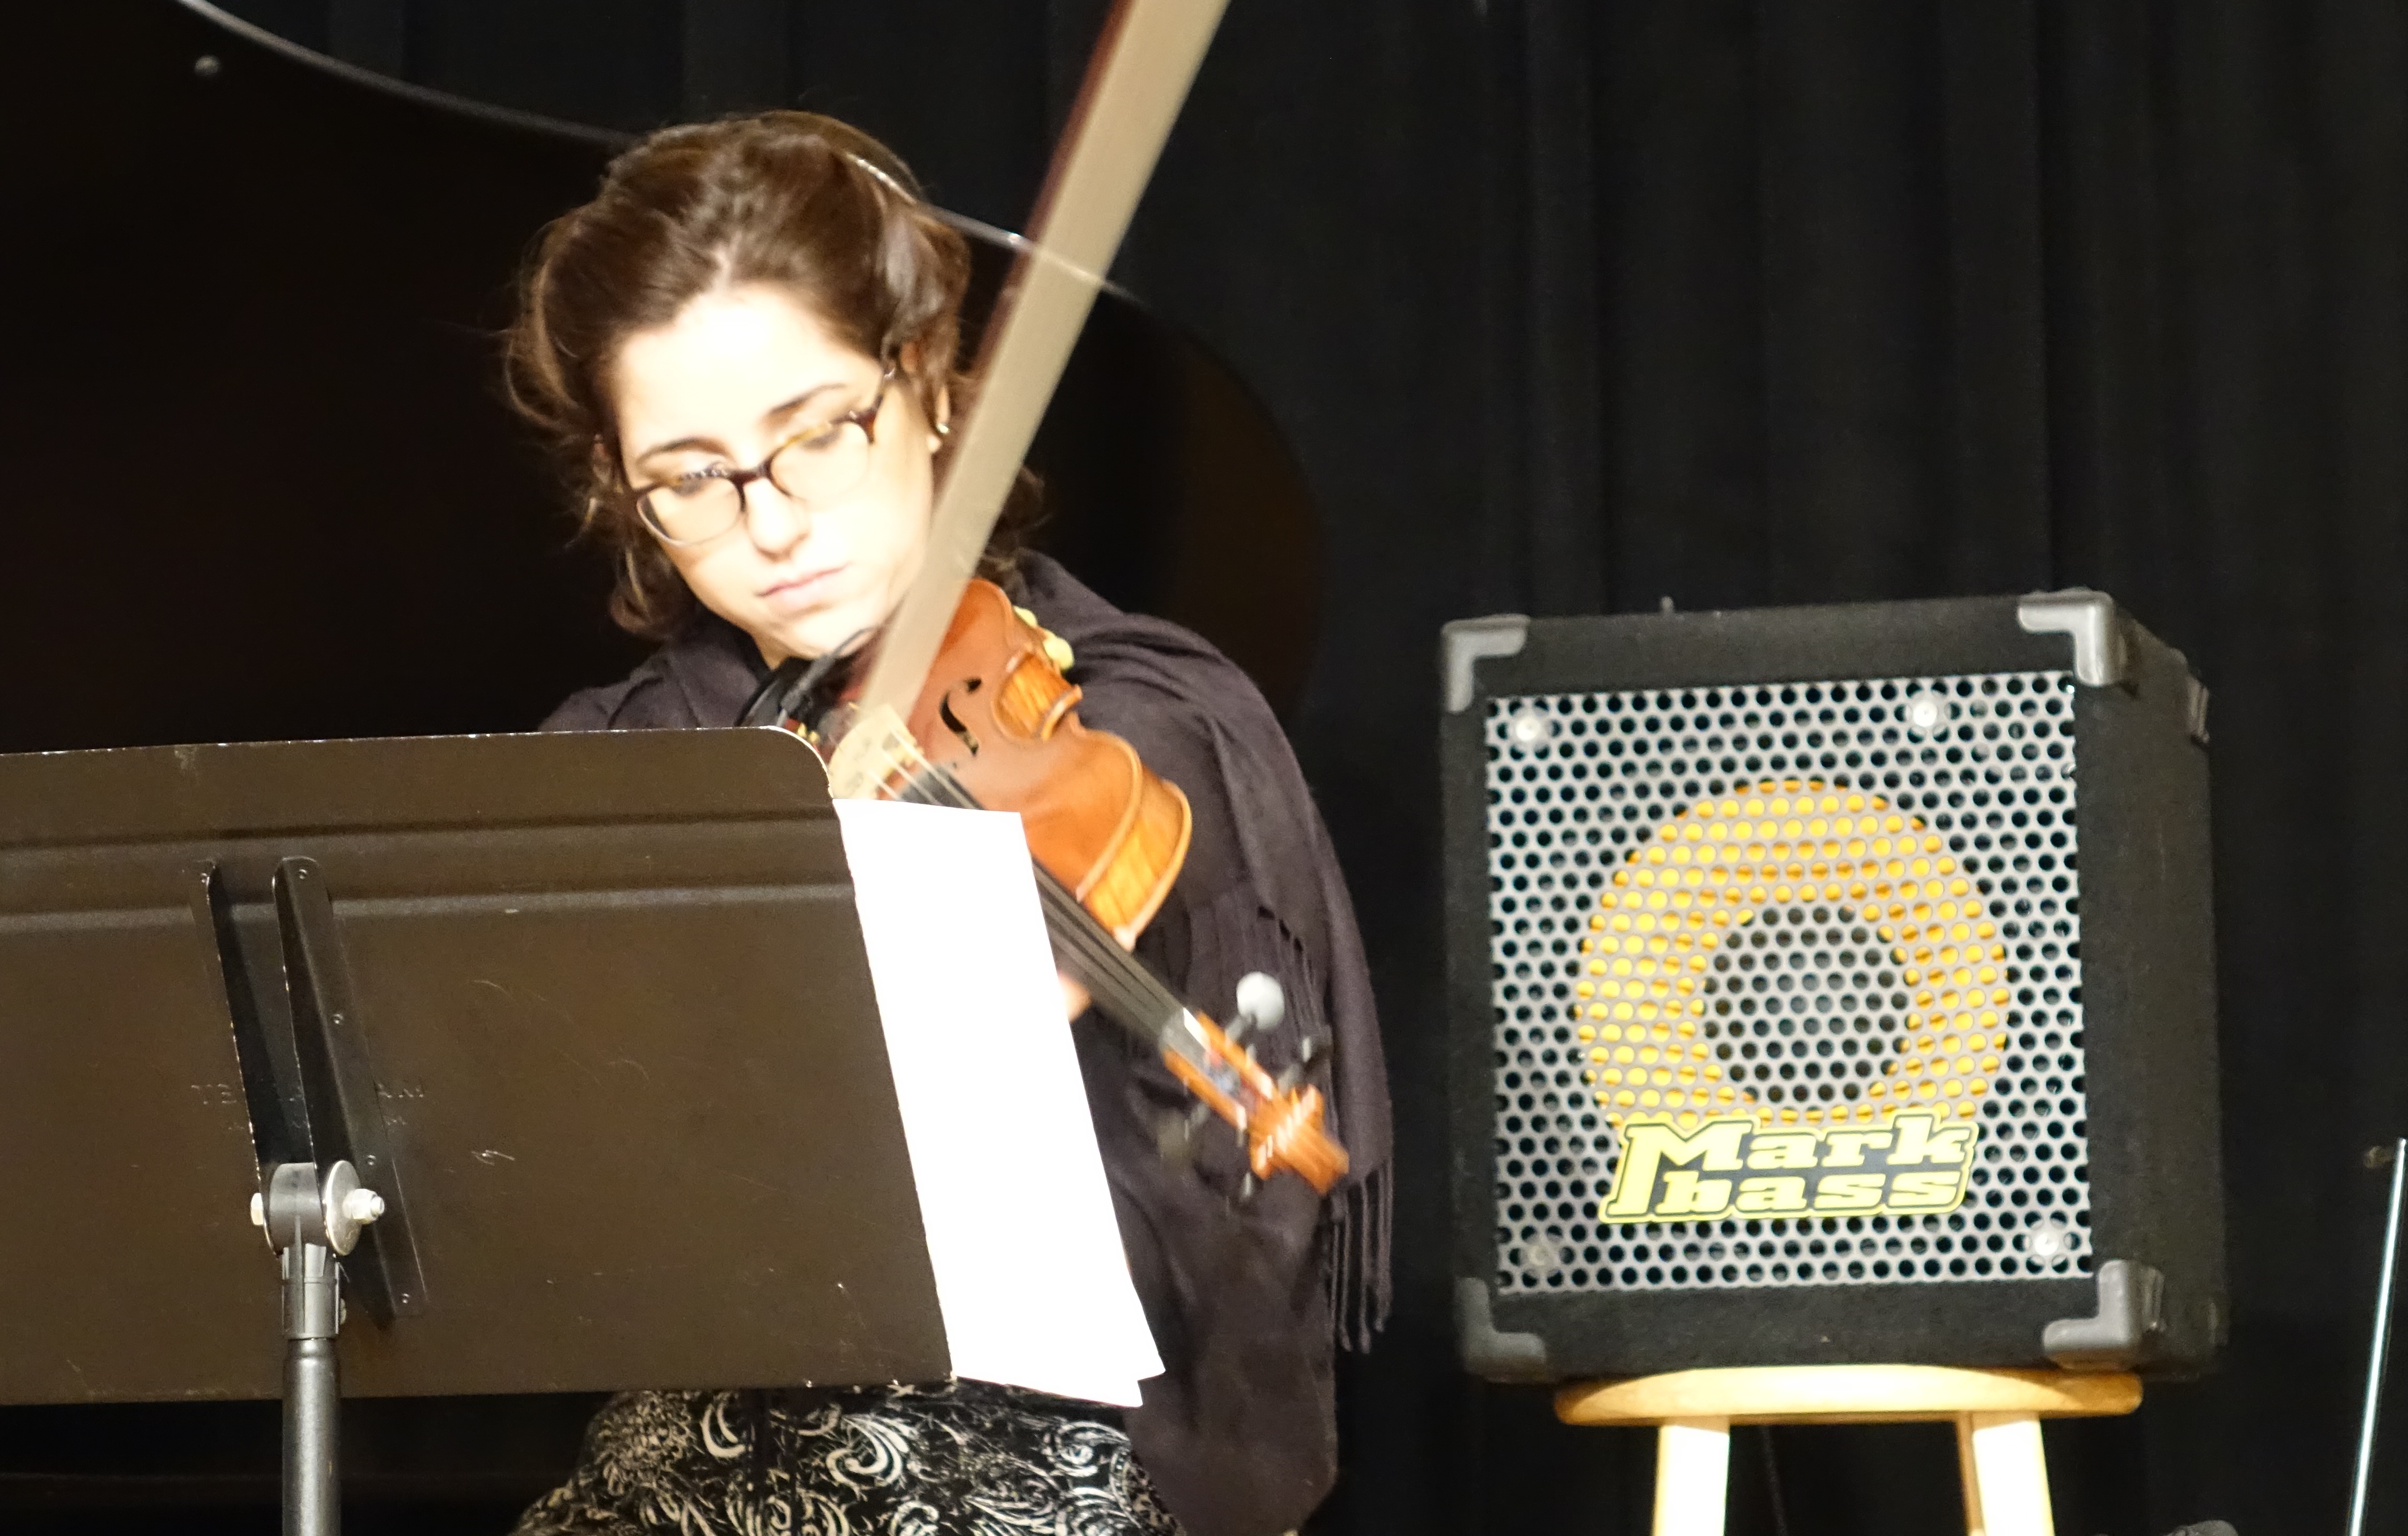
{"left": 897, "top": 343, "right": 951, "bottom": 449}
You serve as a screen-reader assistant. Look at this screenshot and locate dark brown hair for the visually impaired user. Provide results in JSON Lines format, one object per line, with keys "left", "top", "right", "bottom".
{"left": 508, "top": 111, "right": 1026, "bottom": 639}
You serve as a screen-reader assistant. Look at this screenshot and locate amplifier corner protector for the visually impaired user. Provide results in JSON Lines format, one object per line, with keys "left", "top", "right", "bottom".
{"left": 1441, "top": 615, "right": 1531, "bottom": 714}
{"left": 1455, "top": 1277, "right": 1551, "bottom": 1382}
{"left": 2017, "top": 589, "right": 2130, "bottom": 688}
{"left": 2043, "top": 1258, "right": 2166, "bottom": 1370}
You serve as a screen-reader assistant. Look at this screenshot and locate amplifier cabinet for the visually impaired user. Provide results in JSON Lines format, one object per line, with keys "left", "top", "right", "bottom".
{"left": 1440, "top": 592, "right": 2222, "bottom": 1380}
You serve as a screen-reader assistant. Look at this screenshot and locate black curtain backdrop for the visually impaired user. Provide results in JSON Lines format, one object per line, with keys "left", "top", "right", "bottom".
{"left": 1453, "top": 6, "right": 2408, "bottom": 1535}
{"left": 56, "top": 1, "right": 2408, "bottom": 1533}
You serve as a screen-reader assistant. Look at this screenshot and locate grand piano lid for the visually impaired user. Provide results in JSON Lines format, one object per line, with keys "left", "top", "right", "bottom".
{"left": 0, "top": 0, "right": 1321, "bottom": 755}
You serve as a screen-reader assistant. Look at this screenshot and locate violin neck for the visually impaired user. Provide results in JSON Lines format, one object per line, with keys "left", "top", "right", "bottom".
{"left": 895, "top": 763, "right": 1211, "bottom": 1072}
{"left": 1031, "top": 862, "right": 1209, "bottom": 1064}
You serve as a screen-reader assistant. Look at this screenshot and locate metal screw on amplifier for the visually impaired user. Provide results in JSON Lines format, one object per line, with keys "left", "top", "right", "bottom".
{"left": 1903, "top": 691, "right": 1948, "bottom": 736}
{"left": 2025, "top": 1220, "right": 2074, "bottom": 1261}
{"left": 1506, "top": 708, "right": 1555, "bottom": 747}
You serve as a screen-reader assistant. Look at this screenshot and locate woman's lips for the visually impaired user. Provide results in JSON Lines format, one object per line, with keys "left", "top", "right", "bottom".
{"left": 758, "top": 565, "right": 849, "bottom": 613}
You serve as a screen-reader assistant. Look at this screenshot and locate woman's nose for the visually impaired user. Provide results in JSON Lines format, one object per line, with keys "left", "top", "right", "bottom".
{"left": 741, "top": 476, "right": 809, "bottom": 553}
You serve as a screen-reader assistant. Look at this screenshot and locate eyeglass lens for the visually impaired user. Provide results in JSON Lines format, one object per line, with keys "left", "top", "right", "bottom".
{"left": 639, "top": 416, "right": 877, "bottom": 544}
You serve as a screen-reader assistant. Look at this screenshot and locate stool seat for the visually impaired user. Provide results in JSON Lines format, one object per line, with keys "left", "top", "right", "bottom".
{"left": 1557, "top": 1364, "right": 2141, "bottom": 1426}
{"left": 1552, "top": 1364, "right": 2142, "bottom": 1536}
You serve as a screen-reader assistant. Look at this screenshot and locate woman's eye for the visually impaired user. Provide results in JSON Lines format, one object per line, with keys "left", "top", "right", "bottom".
{"left": 666, "top": 470, "right": 725, "bottom": 497}
{"left": 790, "top": 422, "right": 847, "bottom": 454}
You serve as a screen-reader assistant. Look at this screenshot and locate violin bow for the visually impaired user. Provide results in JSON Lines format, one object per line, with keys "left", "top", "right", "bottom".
{"left": 830, "top": 0, "right": 1350, "bottom": 1192}
{"left": 851, "top": 0, "right": 1231, "bottom": 728}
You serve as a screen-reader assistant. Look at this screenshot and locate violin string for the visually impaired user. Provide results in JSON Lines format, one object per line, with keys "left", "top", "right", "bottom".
{"left": 893, "top": 763, "right": 1203, "bottom": 1066}
{"left": 1036, "top": 883, "right": 1210, "bottom": 1072}
{"left": 1040, "top": 886, "right": 1184, "bottom": 1028}
{"left": 1028, "top": 870, "right": 1189, "bottom": 1022}
{"left": 883, "top": 764, "right": 1344, "bottom": 1175}
{"left": 1039, "top": 884, "right": 1197, "bottom": 1051}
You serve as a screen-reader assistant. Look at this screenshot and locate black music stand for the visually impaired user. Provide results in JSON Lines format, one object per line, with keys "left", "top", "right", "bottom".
{"left": 0, "top": 729, "right": 950, "bottom": 1535}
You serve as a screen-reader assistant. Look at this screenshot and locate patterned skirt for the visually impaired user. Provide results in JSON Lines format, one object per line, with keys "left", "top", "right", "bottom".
{"left": 511, "top": 1382, "right": 1188, "bottom": 1536}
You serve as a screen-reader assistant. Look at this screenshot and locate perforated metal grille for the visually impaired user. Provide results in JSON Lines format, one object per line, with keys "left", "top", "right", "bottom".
{"left": 1486, "top": 672, "right": 2090, "bottom": 1293}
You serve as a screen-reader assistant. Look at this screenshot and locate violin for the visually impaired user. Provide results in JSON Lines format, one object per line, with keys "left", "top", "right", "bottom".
{"left": 747, "top": 579, "right": 1348, "bottom": 1194}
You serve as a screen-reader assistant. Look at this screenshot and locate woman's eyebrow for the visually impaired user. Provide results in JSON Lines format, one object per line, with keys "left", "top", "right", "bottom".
{"left": 760, "top": 380, "right": 848, "bottom": 424}
{"left": 630, "top": 382, "right": 847, "bottom": 464}
{"left": 630, "top": 432, "right": 726, "bottom": 464}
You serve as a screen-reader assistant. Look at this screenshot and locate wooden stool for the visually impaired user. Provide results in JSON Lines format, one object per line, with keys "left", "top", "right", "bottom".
{"left": 1556, "top": 1365, "right": 2141, "bottom": 1536}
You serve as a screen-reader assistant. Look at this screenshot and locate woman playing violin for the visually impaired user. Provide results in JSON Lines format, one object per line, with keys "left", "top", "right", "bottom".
{"left": 504, "top": 112, "right": 1390, "bottom": 1536}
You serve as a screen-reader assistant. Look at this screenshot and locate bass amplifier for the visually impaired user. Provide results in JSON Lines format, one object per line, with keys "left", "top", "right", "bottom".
{"left": 1439, "top": 591, "right": 2223, "bottom": 1380}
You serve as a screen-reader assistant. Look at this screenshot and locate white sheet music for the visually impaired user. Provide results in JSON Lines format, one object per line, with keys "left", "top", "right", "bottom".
{"left": 833, "top": 798, "right": 1163, "bottom": 1406}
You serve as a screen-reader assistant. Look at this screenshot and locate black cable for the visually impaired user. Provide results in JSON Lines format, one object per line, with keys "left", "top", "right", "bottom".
{"left": 735, "top": 658, "right": 807, "bottom": 729}
{"left": 732, "top": 629, "right": 873, "bottom": 729}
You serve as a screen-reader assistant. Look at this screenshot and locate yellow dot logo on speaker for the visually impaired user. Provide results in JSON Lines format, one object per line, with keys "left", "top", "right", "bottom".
{"left": 1582, "top": 778, "right": 2001, "bottom": 1221}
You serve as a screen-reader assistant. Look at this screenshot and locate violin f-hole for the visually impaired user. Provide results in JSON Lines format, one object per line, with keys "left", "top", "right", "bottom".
{"left": 938, "top": 692, "right": 982, "bottom": 755}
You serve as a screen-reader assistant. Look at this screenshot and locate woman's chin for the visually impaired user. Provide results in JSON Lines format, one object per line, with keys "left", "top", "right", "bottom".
{"left": 761, "top": 606, "right": 876, "bottom": 665}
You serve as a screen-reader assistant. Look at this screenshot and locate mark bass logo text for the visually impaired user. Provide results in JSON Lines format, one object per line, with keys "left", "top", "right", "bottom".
{"left": 1599, "top": 1112, "right": 1978, "bottom": 1222}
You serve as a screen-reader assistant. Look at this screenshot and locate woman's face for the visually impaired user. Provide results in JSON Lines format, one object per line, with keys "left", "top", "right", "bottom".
{"left": 610, "top": 282, "right": 940, "bottom": 664}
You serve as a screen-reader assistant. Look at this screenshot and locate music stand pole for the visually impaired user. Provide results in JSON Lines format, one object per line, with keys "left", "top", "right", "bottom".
{"left": 2348, "top": 1136, "right": 2408, "bottom": 1536}
{"left": 255, "top": 1159, "right": 386, "bottom": 1536}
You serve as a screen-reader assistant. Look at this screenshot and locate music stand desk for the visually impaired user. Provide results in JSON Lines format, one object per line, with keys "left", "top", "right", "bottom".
{"left": 0, "top": 729, "right": 949, "bottom": 1529}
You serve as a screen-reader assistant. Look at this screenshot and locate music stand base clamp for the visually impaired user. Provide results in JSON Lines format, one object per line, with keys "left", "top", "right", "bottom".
{"left": 254, "top": 1159, "right": 385, "bottom": 1536}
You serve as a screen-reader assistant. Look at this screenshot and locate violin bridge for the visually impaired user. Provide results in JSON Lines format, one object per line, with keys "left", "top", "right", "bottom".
{"left": 826, "top": 705, "right": 928, "bottom": 801}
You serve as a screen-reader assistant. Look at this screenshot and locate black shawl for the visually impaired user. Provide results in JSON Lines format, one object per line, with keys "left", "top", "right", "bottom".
{"left": 540, "top": 554, "right": 1392, "bottom": 1536}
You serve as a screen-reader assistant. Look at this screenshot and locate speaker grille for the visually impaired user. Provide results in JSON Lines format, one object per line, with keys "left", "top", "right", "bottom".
{"left": 1486, "top": 672, "right": 2091, "bottom": 1294}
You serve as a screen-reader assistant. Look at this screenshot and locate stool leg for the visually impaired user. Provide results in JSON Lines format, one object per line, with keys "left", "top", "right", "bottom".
{"left": 1956, "top": 1412, "right": 1984, "bottom": 1536}
{"left": 1652, "top": 1418, "right": 1731, "bottom": 1536}
{"left": 1955, "top": 1411, "right": 2053, "bottom": 1536}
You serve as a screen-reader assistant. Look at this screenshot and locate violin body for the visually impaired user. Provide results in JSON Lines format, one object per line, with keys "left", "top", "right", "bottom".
{"left": 783, "top": 578, "right": 1347, "bottom": 1193}
{"left": 902, "top": 581, "right": 1192, "bottom": 948}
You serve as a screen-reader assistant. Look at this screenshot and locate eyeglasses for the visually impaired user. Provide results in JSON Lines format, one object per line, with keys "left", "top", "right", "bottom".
{"left": 627, "top": 370, "right": 894, "bottom": 546}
